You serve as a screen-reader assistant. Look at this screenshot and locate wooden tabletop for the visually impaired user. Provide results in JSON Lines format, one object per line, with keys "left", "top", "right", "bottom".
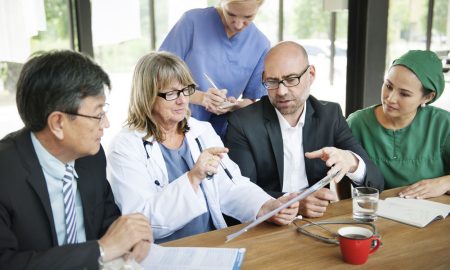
{"left": 163, "top": 188, "right": 450, "bottom": 269}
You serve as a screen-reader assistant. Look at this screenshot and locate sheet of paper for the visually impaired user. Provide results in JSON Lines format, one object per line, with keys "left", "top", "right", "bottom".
{"left": 226, "top": 172, "right": 337, "bottom": 242}
{"left": 141, "top": 244, "right": 245, "bottom": 270}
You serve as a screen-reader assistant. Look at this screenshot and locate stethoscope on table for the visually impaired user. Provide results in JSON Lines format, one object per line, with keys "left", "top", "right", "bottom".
{"left": 142, "top": 137, "right": 234, "bottom": 188}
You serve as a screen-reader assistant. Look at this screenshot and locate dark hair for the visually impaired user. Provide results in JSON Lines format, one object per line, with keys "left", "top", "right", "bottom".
{"left": 16, "top": 50, "right": 111, "bottom": 132}
{"left": 422, "top": 87, "right": 434, "bottom": 97}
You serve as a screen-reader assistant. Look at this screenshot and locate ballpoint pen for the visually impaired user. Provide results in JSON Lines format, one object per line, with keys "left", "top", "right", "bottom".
{"left": 203, "top": 73, "right": 236, "bottom": 109}
{"left": 195, "top": 137, "right": 235, "bottom": 183}
{"left": 203, "top": 73, "right": 219, "bottom": 89}
{"left": 151, "top": 225, "right": 169, "bottom": 229}
{"left": 219, "top": 160, "right": 233, "bottom": 180}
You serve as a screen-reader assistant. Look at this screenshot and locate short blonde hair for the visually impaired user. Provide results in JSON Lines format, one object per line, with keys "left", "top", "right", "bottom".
{"left": 127, "top": 51, "right": 195, "bottom": 142}
{"left": 220, "top": 0, "right": 264, "bottom": 6}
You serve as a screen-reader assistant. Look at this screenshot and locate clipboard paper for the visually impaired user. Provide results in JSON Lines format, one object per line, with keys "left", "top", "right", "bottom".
{"left": 226, "top": 172, "right": 337, "bottom": 242}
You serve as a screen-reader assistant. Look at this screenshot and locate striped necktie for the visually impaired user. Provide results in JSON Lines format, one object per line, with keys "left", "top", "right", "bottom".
{"left": 62, "top": 164, "right": 78, "bottom": 244}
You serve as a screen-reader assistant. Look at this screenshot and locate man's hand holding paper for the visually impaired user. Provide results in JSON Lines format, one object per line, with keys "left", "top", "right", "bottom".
{"left": 298, "top": 188, "right": 338, "bottom": 218}
{"left": 257, "top": 193, "right": 299, "bottom": 225}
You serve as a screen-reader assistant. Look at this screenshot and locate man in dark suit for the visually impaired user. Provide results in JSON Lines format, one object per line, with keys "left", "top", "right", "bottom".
{"left": 225, "top": 41, "right": 384, "bottom": 218}
{"left": 0, "top": 51, "right": 152, "bottom": 269}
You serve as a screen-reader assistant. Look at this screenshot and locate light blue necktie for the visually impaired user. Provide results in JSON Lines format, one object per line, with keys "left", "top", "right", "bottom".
{"left": 62, "top": 164, "right": 78, "bottom": 244}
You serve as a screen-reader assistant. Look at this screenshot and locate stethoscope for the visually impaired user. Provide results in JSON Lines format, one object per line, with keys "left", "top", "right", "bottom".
{"left": 143, "top": 136, "right": 233, "bottom": 188}
{"left": 142, "top": 140, "right": 163, "bottom": 188}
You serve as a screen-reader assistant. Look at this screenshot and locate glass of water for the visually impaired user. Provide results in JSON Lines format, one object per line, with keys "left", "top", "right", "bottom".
{"left": 352, "top": 187, "right": 379, "bottom": 222}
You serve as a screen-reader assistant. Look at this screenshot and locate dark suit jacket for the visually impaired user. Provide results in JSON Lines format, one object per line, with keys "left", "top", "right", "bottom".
{"left": 225, "top": 96, "right": 384, "bottom": 198}
{"left": 0, "top": 129, "right": 120, "bottom": 270}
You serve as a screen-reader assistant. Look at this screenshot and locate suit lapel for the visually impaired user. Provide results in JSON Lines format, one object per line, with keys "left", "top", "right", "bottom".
{"left": 262, "top": 97, "right": 284, "bottom": 188}
{"left": 302, "top": 98, "right": 317, "bottom": 185}
{"left": 16, "top": 129, "right": 58, "bottom": 245}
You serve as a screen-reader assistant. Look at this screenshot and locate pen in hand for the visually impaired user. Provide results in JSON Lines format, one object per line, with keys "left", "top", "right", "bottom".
{"left": 219, "top": 160, "right": 233, "bottom": 181}
{"left": 151, "top": 225, "right": 169, "bottom": 229}
{"left": 203, "top": 73, "right": 237, "bottom": 109}
{"left": 203, "top": 73, "right": 219, "bottom": 89}
{"left": 195, "top": 137, "right": 235, "bottom": 183}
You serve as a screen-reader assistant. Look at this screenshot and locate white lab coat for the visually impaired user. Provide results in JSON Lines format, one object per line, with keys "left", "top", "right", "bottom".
{"left": 107, "top": 118, "right": 272, "bottom": 240}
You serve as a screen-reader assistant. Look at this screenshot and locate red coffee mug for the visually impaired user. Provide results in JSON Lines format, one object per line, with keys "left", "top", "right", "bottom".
{"left": 338, "top": 226, "right": 380, "bottom": 265}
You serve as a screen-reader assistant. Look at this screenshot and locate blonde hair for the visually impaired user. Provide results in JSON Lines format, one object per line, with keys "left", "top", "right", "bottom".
{"left": 127, "top": 51, "right": 195, "bottom": 142}
{"left": 220, "top": 0, "right": 264, "bottom": 6}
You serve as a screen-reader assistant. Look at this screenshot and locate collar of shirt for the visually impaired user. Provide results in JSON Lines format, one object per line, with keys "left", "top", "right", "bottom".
{"left": 274, "top": 102, "right": 307, "bottom": 131}
{"left": 30, "top": 132, "right": 78, "bottom": 180}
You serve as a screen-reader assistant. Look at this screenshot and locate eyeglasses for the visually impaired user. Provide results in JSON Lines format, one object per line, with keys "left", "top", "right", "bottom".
{"left": 157, "top": 84, "right": 196, "bottom": 101}
{"left": 262, "top": 65, "right": 310, "bottom": 90}
{"left": 63, "top": 103, "right": 109, "bottom": 126}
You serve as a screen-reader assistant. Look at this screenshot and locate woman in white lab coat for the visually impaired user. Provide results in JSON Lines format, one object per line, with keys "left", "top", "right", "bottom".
{"left": 107, "top": 52, "right": 298, "bottom": 243}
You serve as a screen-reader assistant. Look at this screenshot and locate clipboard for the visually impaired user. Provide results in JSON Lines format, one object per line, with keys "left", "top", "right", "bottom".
{"left": 226, "top": 172, "right": 338, "bottom": 242}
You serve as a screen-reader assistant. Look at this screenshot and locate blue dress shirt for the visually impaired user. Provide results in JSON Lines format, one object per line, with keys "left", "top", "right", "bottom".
{"left": 31, "top": 133, "right": 86, "bottom": 245}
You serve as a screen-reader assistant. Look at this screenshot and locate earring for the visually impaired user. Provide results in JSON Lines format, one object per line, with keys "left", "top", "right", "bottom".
{"left": 421, "top": 103, "right": 426, "bottom": 108}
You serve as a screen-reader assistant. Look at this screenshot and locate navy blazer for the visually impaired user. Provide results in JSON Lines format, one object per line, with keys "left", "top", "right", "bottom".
{"left": 225, "top": 96, "right": 384, "bottom": 198}
{"left": 0, "top": 129, "right": 120, "bottom": 270}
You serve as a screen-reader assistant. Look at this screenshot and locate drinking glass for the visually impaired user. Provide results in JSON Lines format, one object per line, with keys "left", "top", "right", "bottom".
{"left": 352, "top": 187, "right": 379, "bottom": 222}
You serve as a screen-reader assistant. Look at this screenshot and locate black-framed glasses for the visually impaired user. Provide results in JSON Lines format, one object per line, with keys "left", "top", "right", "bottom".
{"left": 63, "top": 103, "right": 109, "bottom": 126}
{"left": 157, "top": 84, "right": 196, "bottom": 101}
{"left": 262, "top": 65, "right": 310, "bottom": 90}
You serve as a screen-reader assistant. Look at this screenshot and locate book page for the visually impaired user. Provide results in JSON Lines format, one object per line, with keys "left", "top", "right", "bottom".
{"left": 141, "top": 244, "right": 245, "bottom": 270}
{"left": 377, "top": 197, "right": 450, "bottom": 228}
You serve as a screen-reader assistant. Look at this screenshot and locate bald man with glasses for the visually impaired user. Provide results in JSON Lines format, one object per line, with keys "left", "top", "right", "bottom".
{"left": 225, "top": 41, "right": 384, "bottom": 218}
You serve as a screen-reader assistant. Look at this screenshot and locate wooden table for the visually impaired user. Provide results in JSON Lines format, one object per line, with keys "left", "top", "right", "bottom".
{"left": 163, "top": 188, "right": 450, "bottom": 269}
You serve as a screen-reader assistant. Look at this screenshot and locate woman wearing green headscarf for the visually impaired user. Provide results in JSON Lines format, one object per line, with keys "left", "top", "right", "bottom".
{"left": 347, "top": 50, "right": 450, "bottom": 199}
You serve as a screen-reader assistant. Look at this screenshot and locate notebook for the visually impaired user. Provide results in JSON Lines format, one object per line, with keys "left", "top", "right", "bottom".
{"left": 377, "top": 197, "right": 450, "bottom": 228}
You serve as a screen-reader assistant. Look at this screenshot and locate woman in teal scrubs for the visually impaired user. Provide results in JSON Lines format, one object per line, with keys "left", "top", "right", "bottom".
{"left": 348, "top": 50, "right": 450, "bottom": 199}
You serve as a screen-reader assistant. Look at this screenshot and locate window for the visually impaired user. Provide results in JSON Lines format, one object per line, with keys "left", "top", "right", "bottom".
{"left": 284, "top": 0, "right": 348, "bottom": 112}
{"left": 0, "top": 0, "right": 71, "bottom": 138}
{"left": 387, "top": 0, "right": 449, "bottom": 110}
{"left": 154, "top": 0, "right": 209, "bottom": 48}
{"left": 92, "top": 0, "right": 210, "bottom": 147}
{"left": 387, "top": 0, "right": 428, "bottom": 65}
{"left": 253, "top": 0, "right": 279, "bottom": 44}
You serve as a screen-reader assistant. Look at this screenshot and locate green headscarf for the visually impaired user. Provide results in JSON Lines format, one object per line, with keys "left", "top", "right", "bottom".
{"left": 392, "top": 50, "right": 445, "bottom": 103}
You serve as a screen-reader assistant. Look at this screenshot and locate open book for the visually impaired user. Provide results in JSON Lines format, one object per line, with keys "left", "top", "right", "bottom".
{"left": 377, "top": 197, "right": 450, "bottom": 228}
{"left": 141, "top": 244, "right": 246, "bottom": 270}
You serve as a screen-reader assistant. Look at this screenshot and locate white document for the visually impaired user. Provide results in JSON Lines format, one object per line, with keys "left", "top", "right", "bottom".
{"left": 377, "top": 197, "right": 450, "bottom": 228}
{"left": 226, "top": 172, "right": 337, "bottom": 242}
{"left": 141, "top": 244, "right": 246, "bottom": 270}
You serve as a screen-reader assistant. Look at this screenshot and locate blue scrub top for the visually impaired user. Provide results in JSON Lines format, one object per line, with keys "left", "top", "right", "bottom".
{"left": 160, "top": 7, "right": 270, "bottom": 138}
{"left": 156, "top": 137, "right": 215, "bottom": 243}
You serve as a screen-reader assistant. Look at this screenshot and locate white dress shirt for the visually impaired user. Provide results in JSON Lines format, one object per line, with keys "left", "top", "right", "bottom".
{"left": 274, "top": 103, "right": 366, "bottom": 193}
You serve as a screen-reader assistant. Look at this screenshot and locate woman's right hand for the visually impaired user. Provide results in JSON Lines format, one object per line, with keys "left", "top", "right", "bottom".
{"left": 398, "top": 176, "right": 450, "bottom": 199}
{"left": 187, "top": 147, "right": 229, "bottom": 191}
{"left": 202, "top": 88, "right": 230, "bottom": 115}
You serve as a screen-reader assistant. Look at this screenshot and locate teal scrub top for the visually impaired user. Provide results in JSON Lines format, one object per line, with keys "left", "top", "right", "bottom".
{"left": 347, "top": 105, "right": 450, "bottom": 189}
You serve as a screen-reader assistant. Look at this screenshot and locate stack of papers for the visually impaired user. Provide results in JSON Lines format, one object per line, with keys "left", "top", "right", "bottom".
{"left": 141, "top": 244, "right": 246, "bottom": 270}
